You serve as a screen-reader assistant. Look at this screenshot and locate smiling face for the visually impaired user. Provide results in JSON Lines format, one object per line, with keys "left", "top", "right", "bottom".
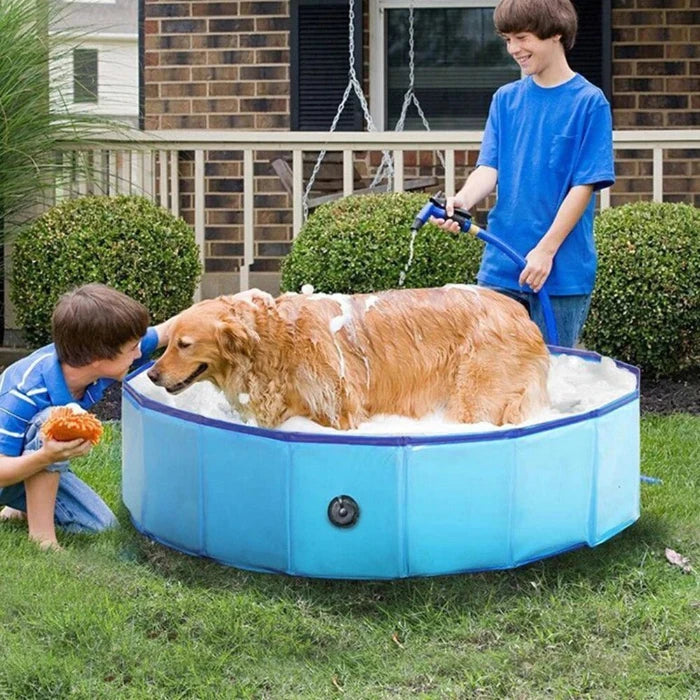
{"left": 502, "top": 31, "right": 565, "bottom": 82}
{"left": 147, "top": 298, "right": 258, "bottom": 395}
{"left": 92, "top": 338, "right": 143, "bottom": 381}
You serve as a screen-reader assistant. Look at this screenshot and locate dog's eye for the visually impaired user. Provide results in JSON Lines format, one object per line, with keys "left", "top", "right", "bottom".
{"left": 177, "top": 338, "right": 192, "bottom": 350}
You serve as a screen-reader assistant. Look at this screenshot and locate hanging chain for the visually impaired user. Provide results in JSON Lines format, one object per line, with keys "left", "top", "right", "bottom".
{"left": 303, "top": 0, "right": 393, "bottom": 218}
{"left": 386, "top": 4, "right": 445, "bottom": 170}
{"left": 303, "top": 0, "right": 442, "bottom": 218}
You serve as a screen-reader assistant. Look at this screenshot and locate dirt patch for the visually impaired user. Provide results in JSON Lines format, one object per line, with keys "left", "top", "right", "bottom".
{"left": 639, "top": 368, "right": 700, "bottom": 415}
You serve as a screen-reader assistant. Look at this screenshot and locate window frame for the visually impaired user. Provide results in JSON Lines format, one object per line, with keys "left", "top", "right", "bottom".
{"left": 370, "top": 0, "right": 612, "bottom": 129}
{"left": 370, "top": 0, "right": 500, "bottom": 130}
{"left": 73, "top": 47, "right": 99, "bottom": 104}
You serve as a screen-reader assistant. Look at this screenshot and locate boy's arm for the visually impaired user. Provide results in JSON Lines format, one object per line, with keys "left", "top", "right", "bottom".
{"left": 519, "top": 184, "right": 594, "bottom": 293}
{"left": 0, "top": 439, "right": 90, "bottom": 488}
{"left": 432, "top": 166, "right": 498, "bottom": 233}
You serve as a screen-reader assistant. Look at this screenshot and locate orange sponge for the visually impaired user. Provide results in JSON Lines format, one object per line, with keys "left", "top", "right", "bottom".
{"left": 41, "top": 406, "right": 103, "bottom": 445}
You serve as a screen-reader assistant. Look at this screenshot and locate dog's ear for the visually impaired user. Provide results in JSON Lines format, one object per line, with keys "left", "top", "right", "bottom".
{"left": 215, "top": 316, "right": 260, "bottom": 362}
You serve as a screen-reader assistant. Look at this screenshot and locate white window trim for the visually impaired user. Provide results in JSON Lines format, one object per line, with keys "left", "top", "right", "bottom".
{"left": 370, "top": 0, "right": 499, "bottom": 129}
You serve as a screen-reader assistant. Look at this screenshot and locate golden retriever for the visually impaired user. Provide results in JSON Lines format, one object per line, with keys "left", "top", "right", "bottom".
{"left": 147, "top": 286, "right": 550, "bottom": 429}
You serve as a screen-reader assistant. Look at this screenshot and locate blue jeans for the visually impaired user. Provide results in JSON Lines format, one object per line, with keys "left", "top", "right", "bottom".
{"left": 0, "top": 409, "right": 117, "bottom": 533}
{"left": 479, "top": 284, "right": 592, "bottom": 348}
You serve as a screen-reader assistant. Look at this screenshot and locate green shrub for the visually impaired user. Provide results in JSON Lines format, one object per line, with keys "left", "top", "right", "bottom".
{"left": 583, "top": 201, "right": 700, "bottom": 377}
{"left": 11, "top": 195, "right": 202, "bottom": 347}
{"left": 280, "top": 192, "right": 484, "bottom": 294}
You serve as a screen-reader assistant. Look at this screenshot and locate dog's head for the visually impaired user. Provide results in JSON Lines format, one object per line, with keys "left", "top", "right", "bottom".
{"left": 147, "top": 292, "right": 270, "bottom": 394}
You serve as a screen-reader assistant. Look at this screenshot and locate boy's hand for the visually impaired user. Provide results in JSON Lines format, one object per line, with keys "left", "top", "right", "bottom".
{"left": 41, "top": 437, "right": 92, "bottom": 463}
{"left": 519, "top": 247, "right": 554, "bottom": 293}
{"left": 430, "top": 195, "right": 467, "bottom": 234}
{"left": 155, "top": 311, "right": 183, "bottom": 348}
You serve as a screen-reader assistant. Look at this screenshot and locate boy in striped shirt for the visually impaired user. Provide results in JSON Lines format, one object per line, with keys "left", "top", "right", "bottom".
{"left": 0, "top": 284, "right": 175, "bottom": 550}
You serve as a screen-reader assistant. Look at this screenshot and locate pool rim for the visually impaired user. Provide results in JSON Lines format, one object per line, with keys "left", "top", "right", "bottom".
{"left": 123, "top": 345, "right": 640, "bottom": 448}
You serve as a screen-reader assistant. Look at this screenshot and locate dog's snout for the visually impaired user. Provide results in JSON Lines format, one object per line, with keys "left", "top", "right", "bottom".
{"left": 147, "top": 366, "right": 161, "bottom": 384}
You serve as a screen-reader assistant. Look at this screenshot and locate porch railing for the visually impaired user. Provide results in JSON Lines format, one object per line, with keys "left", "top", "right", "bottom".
{"left": 56, "top": 129, "right": 700, "bottom": 293}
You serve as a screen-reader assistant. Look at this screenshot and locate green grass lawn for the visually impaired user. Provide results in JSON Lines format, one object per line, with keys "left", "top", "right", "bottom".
{"left": 1, "top": 415, "right": 698, "bottom": 699}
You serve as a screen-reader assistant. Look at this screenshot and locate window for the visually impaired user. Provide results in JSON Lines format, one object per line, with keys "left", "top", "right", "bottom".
{"left": 371, "top": 1, "right": 611, "bottom": 130}
{"left": 291, "top": 0, "right": 363, "bottom": 131}
{"left": 386, "top": 5, "right": 517, "bottom": 130}
{"left": 73, "top": 48, "right": 98, "bottom": 104}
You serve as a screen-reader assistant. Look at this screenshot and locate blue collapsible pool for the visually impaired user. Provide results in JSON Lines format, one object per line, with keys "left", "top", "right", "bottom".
{"left": 121, "top": 347, "right": 640, "bottom": 579}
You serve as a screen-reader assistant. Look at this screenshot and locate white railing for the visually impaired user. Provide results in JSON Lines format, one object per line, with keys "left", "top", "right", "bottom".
{"left": 56, "top": 129, "right": 700, "bottom": 293}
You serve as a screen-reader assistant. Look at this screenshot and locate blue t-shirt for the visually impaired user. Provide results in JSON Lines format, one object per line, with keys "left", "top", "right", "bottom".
{"left": 476, "top": 73, "right": 615, "bottom": 295}
{"left": 0, "top": 327, "right": 159, "bottom": 457}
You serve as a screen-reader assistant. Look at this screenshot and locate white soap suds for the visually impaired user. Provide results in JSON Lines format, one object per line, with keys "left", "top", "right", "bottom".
{"left": 130, "top": 352, "right": 636, "bottom": 436}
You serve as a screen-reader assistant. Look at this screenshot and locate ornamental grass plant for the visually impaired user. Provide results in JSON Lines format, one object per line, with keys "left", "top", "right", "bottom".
{"left": 0, "top": 0, "right": 113, "bottom": 230}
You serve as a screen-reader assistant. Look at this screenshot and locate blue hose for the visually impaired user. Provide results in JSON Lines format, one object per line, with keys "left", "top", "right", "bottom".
{"left": 472, "top": 227, "right": 560, "bottom": 346}
{"left": 412, "top": 196, "right": 560, "bottom": 345}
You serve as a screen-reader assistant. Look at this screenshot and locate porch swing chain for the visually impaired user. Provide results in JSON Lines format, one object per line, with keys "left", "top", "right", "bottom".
{"left": 372, "top": 4, "right": 444, "bottom": 187}
{"left": 302, "top": 0, "right": 392, "bottom": 218}
{"left": 302, "top": 0, "right": 441, "bottom": 218}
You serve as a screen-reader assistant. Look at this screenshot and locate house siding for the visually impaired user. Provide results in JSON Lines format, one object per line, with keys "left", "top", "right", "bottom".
{"left": 142, "top": 0, "right": 698, "bottom": 280}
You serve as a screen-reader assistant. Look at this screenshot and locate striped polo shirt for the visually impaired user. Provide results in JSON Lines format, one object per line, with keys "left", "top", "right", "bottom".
{"left": 0, "top": 327, "right": 158, "bottom": 457}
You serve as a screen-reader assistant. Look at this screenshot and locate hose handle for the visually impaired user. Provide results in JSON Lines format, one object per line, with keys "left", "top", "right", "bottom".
{"left": 429, "top": 192, "right": 474, "bottom": 233}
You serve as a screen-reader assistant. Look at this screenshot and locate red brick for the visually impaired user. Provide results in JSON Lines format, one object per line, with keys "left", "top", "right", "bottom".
{"left": 191, "top": 66, "right": 239, "bottom": 81}
{"left": 666, "top": 77, "right": 700, "bottom": 92}
{"left": 255, "top": 81, "right": 289, "bottom": 96}
{"left": 666, "top": 112, "right": 700, "bottom": 127}
{"left": 145, "top": 66, "right": 191, "bottom": 82}
{"left": 240, "top": 2, "right": 287, "bottom": 16}
{"left": 207, "top": 114, "right": 256, "bottom": 129}
{"left": 192, "top": 34, "right": 239, "bottom": 49}
{"left": 239, "top": 32, "right": 287, "bottom": 48}
{"left": 637, "top": 27, "right": 688, "bottom": 42}
{"left": 255, "top": 49, "right": 289, "bottom": 64}
{"left": 193, "top": 97, "right": 240, "bottom": 113}
{"left": 254, "top": 113, "right": 289, "bottom": 129}
{"left": 207, "top": 50, "right": 256, "bottom": 65}
{"left": 638, "top": 94, "right": 688, "bottom": 109}
{"left": 161, "top": 82, "right": 208, "bottom": 97}
{"left": 192, "top": 2, "right": 240, "bottom": 17}
{"left": 160, "top": 50, "right": 207, "bottom": 66}
{"left": 208, "top": 81, "right": 256, "bottom": 97}
{"left": 160, "top": 114, "right": 207, "bottom": 129}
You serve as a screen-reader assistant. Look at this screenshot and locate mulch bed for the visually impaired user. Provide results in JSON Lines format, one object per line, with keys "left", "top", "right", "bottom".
{"left": 637, "top": 368, "right": 700, "bottom": 416}
{"left": 88, "top": 368, "right": 700, "bottom": 423}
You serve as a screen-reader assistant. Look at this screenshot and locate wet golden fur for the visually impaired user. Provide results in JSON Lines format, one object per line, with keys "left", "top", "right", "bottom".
{"left": 148, "top": 286, "right": 550, "bottom": 429}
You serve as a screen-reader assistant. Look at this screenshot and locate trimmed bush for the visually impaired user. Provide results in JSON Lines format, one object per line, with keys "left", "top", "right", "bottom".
{"left": 11, "top": 195, "right": 202, "bottom": 347}
{"left": 280, "top": 192, "right": 483, "bottom": 294}
{"left": 583, "top": 201, "right": 700, "bottom": 377}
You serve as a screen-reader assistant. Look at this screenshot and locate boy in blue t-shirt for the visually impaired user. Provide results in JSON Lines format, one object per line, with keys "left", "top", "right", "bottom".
{"left": 433, "top": 0, "right": 615, "bottom": 347}
{"left": 0, "top": 284, "right": 176, "bottom": 550}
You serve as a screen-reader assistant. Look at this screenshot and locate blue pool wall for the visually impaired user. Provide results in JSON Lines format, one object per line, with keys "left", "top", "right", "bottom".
{"left": 121, "top": 348, "right": 640, "bottom": 579}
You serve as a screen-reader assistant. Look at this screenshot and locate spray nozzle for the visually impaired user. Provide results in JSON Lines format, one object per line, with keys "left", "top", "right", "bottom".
{"left": 411, "top": 191, "right": 474, "bottom": 233}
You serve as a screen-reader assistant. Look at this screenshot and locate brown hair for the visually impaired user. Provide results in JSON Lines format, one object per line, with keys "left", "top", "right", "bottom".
{"left": 52, "top": 284, "right": 149, "bottom": 366}
{"left": 494, "top": 0, "right": 578, "bottom": 51}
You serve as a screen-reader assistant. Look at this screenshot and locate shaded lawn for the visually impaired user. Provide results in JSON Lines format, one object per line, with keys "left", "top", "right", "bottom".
{"left": 0, "top": 415, "right": 698, "bottom": 699}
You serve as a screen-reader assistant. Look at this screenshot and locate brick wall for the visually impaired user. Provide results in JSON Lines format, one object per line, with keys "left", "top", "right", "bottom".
{"left": 144, "top": 0, "right": 292, "bottom": 287}
{"left": 611, "top": 0, "right": 699, "bottom": 205}
{"left": 143, "top": 0, "right": 698, "bottom": 285}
